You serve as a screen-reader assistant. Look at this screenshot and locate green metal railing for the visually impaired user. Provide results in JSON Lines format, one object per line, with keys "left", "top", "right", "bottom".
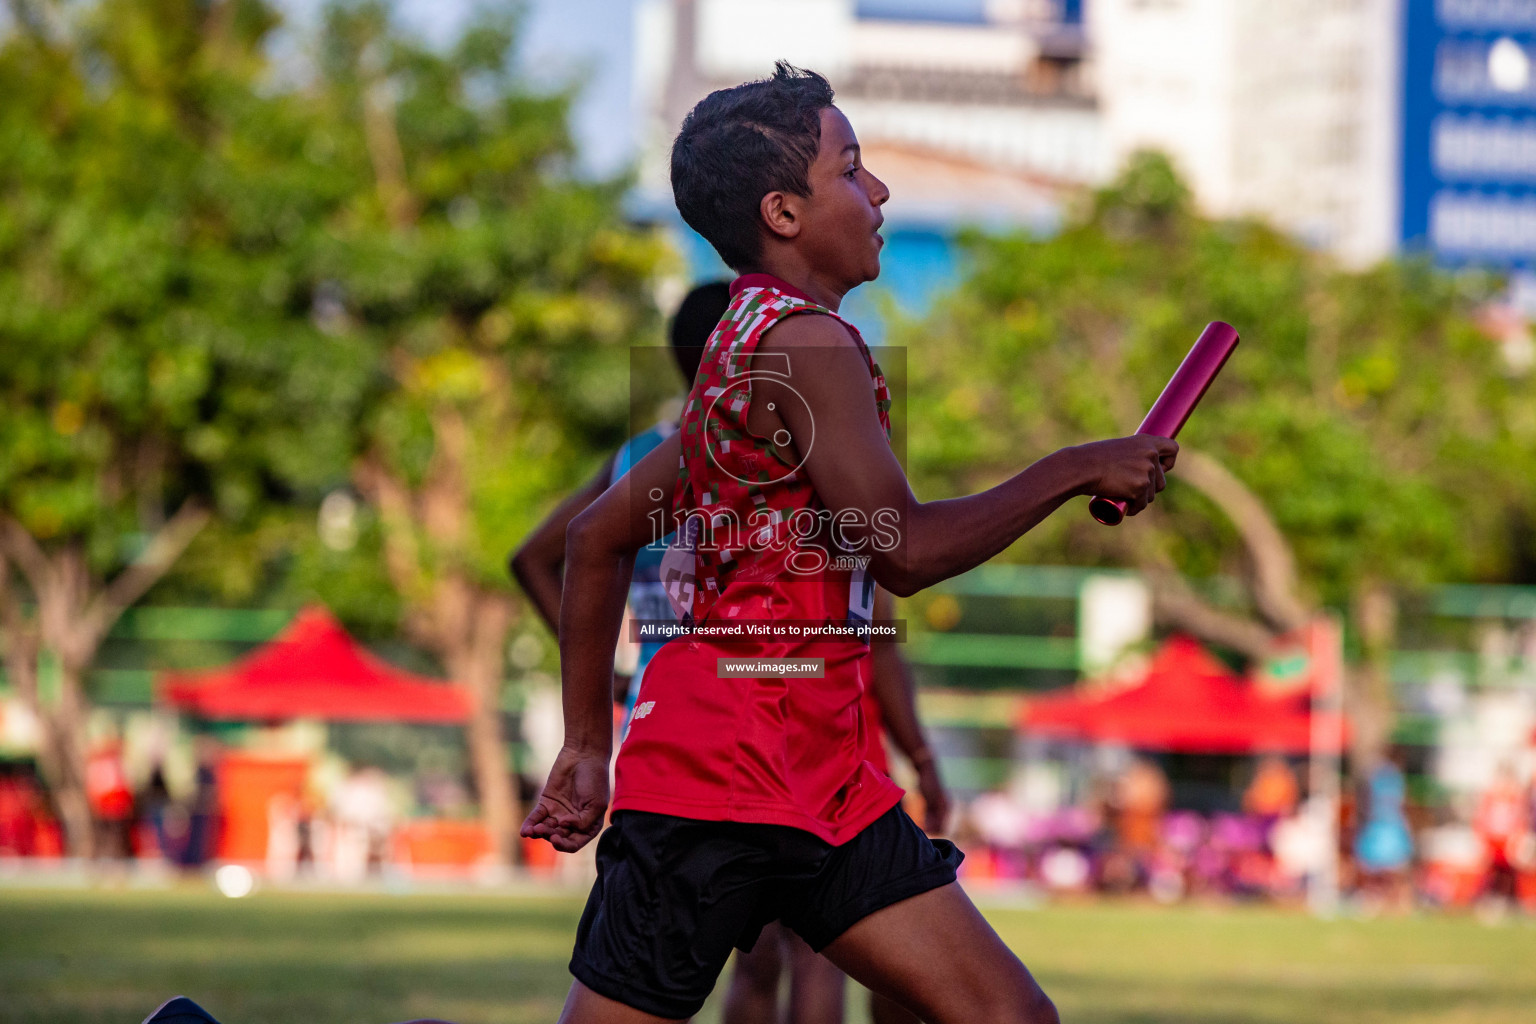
{"left": 107, "top": 607, "right": 292, "bottom": 642}
{"left": 1432, "top": 584, "right": 1536, "bottom": 619}
{"left": 905, "top": 633, "right": 1078, "bottom": 670}
{"left": 4, "top": 573, "right": 1535, "bottom": 713}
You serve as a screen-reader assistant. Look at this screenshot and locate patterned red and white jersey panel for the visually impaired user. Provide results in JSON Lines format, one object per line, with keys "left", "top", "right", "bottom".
{"left": 613, "top": 274, "right": 904, "bottom": 846}
{"left": 661, "top": 276, "right": 892, "bottom": 628}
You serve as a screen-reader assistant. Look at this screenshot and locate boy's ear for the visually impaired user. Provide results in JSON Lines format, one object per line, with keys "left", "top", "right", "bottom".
{"left": 760, "top": 190, "right": 801, "bottom": 241}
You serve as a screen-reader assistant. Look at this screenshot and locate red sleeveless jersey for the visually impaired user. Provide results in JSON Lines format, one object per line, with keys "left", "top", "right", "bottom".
{"left": 610, "top": 275, "right": 904, "bottom": 844}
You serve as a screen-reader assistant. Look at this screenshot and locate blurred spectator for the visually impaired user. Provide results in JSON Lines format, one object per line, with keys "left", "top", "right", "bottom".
{"left": 1214, "top": 813, "right": 1273, "bottom": 898}
{"left": 177, "top": 738, "right": 221, "bottom": 870}
{"left": 1146, "top": 810, "right": 1200, "bottom": 902}
{"left": 1474, "top": 762, "right": 1529, "bottom": 911}
{"left": 0, "top": 772, "right": 57, "bottom": 857}
{"left": 138, "top": 765, "right": 175, "bottom": 860}
{"left": 1354, "top": 761, "right": 1414, "bottom": 912}
{"left": 1105, "top": 757, "right": 1168, "bottom": 890}
{"left": 416, "top": 757, "right": 471, "bottom": 819}
{"left": 1243, "top": 756, "right": 1300, "bottom": 823}
{"left": 1116, "top": 758, "right": 1170, "bottom": 851}
{"left": 85, "top": 739, "right": 135, "bottom": 861}
{"left": 1272, "top": 798, "right": 1334, "bottom": 898}
{"left": 0, "top": 778, "right": 31, "bottom": 856}
{"left": 266, "top": 790, "right": 303, "bottom": 883}
{"left": 330, "top": 765, "right": 394, "bottom": 884}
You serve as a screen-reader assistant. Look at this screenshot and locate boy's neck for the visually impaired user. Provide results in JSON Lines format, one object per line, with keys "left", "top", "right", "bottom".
{"left": 740, "top": 256, "right": 846, "bottom": 312}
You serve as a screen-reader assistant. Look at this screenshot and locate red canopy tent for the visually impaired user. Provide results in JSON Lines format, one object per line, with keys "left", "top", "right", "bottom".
{"left": 1018, "top": 635, "right": 1345, "bottom": 754}
{"left": 159, "top": 606, "right": 471, "bottom": 724}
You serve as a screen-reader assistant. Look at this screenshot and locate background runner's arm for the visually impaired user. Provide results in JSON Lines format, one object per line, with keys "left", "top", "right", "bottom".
{"left": 521, "top": 432, "right": 679, "bottom": 852}
{"left": 753, "top": 315, "right": 1176, "bottom": 597}
{"left": 509, "top": 456, "right": 615, "bottom": 637}
{"left": 868, "top": 588, "right": 950, "bottom": 833}
{"left": 555, "top": 432, "right": 676, "bottom": 755}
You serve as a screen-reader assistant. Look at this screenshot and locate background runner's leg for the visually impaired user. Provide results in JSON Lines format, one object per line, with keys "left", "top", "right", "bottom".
{"left": 722, "top": 921, "right": 786, "bottom": 1024}
{"left": 820, "top": 883, "right": 1059, "bottom": 1024}
{"left": 784, "top": 929, "right": 846, "bottom": 1024}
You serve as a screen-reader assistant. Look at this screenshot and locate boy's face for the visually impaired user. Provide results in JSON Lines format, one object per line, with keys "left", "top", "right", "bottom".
{"left": 791, "top": 107, "right": 889, "bottom": 287}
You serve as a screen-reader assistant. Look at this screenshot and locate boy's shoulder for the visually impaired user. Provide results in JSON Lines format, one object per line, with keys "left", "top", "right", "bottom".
{"left": 757, "top": 307, "right": 856, "bottom": 349}
{"left": 716, "top": 276, "right": 867, "bottom": 364}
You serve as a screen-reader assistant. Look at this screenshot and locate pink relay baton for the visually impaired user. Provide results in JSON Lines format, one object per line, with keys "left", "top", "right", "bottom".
{"left": 1088, "top": 321, "right": 1240, "bottom": 526}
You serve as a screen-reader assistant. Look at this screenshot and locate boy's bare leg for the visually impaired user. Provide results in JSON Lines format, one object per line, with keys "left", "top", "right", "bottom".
{"left": 822, "top": 884, "right": 1059, "bottom": 1024}
{"left": 784, "top": 929, "right": 846, "bottom": 1024}
{"left": 557, "top": 980, "right": 693, "bottom": 1024}
{"left": 723, "top": 922, "right": 786, "bottom": 1024}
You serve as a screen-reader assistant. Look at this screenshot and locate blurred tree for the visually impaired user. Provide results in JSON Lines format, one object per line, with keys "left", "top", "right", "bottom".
{"left": 0, "top": 0, "right": 666, "bottom": 861}
{"left": 305, "top": 3, "right": 666, "bottom": 863}
{"left": 900, "top": 152, "right": 1536, "bottom": 764}
{"left": 0, "top": 0, "right": 373, "bottom": 854}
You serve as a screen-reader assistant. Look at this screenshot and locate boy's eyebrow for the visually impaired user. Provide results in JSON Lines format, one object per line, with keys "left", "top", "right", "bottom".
{"left": 841, "top": 144, "right": 859, "bottom": 157}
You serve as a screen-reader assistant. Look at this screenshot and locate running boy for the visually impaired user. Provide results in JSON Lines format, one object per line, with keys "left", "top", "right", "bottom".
{"left": 523, "top": 63, "right": 1177, "bottom": 1024}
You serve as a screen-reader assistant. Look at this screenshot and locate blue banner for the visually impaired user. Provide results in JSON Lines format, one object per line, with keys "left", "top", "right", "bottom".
{"left": 1403, "top": 1, "right": 1536, "bottom": 265}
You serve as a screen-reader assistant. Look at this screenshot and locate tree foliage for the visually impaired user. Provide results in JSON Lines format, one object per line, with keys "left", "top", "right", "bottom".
{"left": 290, "top": 2, "right": 668, "bottom": 861}
{"left": 902, "top": 152, "right": 1536, "bottom": 612}
{"left": 0, "top": 0, "right": 667, "bottom": 856}
{"left": 898, "top": 151, "right": 1536, "bottom": 762}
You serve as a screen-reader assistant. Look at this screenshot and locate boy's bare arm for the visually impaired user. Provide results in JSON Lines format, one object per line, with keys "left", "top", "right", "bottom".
{"left": 508, "top": 458, "right": 615, "bottom": 636}
{"left": 753, "top": 315, "right": 1177, "bottom": 597}
{"left": 520, "top": 432, "right": 678, "bottom": 852}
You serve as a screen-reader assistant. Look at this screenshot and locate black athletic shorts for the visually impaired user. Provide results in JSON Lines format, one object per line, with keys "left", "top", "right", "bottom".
{"left": 568, "top": 802, "right": 963, "bottom": 1020}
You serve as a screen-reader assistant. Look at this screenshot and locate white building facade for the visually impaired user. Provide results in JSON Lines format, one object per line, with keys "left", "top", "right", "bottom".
{"left": 634, "top": 0, "right": 1536, "bottom": 274}
{"left": 633, "top": 0, "right": 1103, "bottom": 230}
{"left": 1089, "top": 0, "right": 1402, "bottom": 267}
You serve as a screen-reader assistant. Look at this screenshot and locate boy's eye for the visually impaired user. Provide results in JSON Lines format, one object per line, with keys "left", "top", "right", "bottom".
{"left": 844, "top": 166, "right": 858, "bottom": 179}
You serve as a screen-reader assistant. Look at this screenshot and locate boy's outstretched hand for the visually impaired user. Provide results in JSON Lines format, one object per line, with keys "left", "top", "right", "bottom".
{"left": 520, "top": 745, "right": 610, "bottom": 853}
{"left": 1074, "top": 435, "right": 1179, "bottom": 516}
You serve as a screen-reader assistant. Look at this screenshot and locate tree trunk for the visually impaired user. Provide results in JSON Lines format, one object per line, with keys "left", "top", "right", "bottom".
{"left": 1346, "top": 581, "right": 1397, "bottom": 773}
{"left": 34, "top": 666, "right": 94, "bottom": 858}
{"left": 1148, "top": 571, "right": 1278, "bottom": 661}
{"left": 1137, "top": 447, "right": 1311, "bottom": 660}
{"left": 358, "top": 453, "right": 523, "bottom": 865}
{"left": 1173, "top": 448, "right": 1311, "bottom": 634}
{"left": 448, "top": 590, "right": 519, "bottom": 867}
{"left": 2, "top": 557, "right": 99, "bottom": 859}
{"left": 0, "top": 508, "right": 207, "bottom": 858}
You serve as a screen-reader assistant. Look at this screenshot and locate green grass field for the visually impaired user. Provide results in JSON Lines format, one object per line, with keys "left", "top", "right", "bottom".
{"left": 2, "top": 886, "right": 1534, "bottom": 1024}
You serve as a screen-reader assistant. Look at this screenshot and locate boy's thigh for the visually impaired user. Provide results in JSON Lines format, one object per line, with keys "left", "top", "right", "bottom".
{"left": 779, "top": 803, "right": 963, "bottom": 953}
{"left": 820, "top": 883, "right": 1058, "bottom": 1024}
{"left": 558, "top": 979, "right": 691, "bottom": 1024}
{"left": 570, "top": 812, "right": 810, "bottom": 1021}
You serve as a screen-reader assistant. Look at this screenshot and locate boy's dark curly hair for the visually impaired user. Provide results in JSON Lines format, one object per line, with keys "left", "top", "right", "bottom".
{"left": 670, "top": 62, "right": 835, "bottom": 271}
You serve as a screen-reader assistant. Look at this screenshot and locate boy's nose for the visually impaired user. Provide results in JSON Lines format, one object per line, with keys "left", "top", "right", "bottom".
{"left": 868, "top": 172, "right": 890, "bottom": 207}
